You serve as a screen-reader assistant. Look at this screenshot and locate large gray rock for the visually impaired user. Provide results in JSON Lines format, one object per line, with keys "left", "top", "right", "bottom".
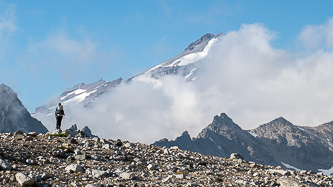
{"left": 0, "top": 159, "right": 11, "bottom": 170}
{"left": 92, "top": 170, "right": 107, "bottom": 178}
{"left": 81, "top": 126, "right": 98, "bottom": 138}
{"left": 119, "top": 172, "right": 134, "bottom": 180}
{"left": 277, "top": 178, "right": 303, "bottom": 187}
{"left": 15, "top": 173, "right": 34, "bottom": 186}
{"left": 65, "top": 164, "right": 83, "bottom": 173}
{"left": 65, "top": 124, "right": 79, "bottom": 137}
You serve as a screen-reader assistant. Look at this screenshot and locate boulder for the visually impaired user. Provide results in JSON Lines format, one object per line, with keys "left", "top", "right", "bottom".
{"left": 0, "top": 159, "right": 11, "bottom": 170}
{"left": 65, "top": 124, "right": 79, "bottom": 137}
{"left": 230, "top": 153, "right": 244, "bottom": 160}
{"left": 15, "top": 173, "right": 34, "bottom": 186}
{"left": 65, "top": 164, "right": 83, "bottom": 173}
{"left": 92, "top": 170, "right": 107, "bottom": 178}
{"left": 81, "top": 126, "right": 98, "bottom": 138}
{"left": 119, "top": 172, "right": 134, "bottom": 180}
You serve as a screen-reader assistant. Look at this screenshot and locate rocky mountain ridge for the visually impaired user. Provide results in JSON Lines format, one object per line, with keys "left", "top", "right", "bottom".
{"left": 251, "top": 117, "right": 333, "bottom": 172}
{"left": 155, "top": 113, "right": 333, "bottom": 173}
{"left": 34, "top": 78, "right": 123, "bottom": 115}
{"left": 0, "top": 128, "right": 332, "bottom": 186}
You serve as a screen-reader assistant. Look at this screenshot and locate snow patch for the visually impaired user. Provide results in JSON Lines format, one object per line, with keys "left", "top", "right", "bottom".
{"left": 281, "top": 162, "right": 303, "bottom": 172}
{"left": 60, "top": 89, "right": 87, "bottom": 100}
{"left": 146, "top": 37, "right": 218, "bottom": 73}
{"left": 185, "top": 68, "right": 197, "bottom": 80}
{"left": 298, "top": 127, "right": 306, "bottom": 131}
{"left": 319, "top": 167, "right": 333, "bottom": 175}
{"left": 63, "top": 89, "right": 97, "bottom": 105}
{"left": 169, "top": 38, "right": 218, "bottom": 67}
{"left": 248, "top": 131, "right": 259, "bottom": 138}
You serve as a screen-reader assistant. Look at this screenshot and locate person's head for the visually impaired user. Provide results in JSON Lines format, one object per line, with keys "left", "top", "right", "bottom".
{"left": 58, "top": 103, "right": 61, "bottom": 106}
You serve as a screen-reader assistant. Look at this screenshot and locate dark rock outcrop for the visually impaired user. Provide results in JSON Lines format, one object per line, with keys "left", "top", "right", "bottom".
{"left": 0, "top": 84, "right": 48, "bottom": 134}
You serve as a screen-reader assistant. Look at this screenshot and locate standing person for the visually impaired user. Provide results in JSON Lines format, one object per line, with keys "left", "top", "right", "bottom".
{"left": 55, "top": 103, "right": 65, "bottom": 130}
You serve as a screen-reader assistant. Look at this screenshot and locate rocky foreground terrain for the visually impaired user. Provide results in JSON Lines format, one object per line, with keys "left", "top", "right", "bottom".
{"left": 0, "top": 130, "right": 332, "bottom": 187}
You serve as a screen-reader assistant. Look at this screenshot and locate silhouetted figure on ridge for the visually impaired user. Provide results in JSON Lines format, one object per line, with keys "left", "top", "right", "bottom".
{"left": 55, "top": 103, "right": 65, "bottom": 130}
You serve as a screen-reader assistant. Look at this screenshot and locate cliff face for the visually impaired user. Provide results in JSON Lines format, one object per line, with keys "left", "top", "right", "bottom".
{"left": 0, "top": 84, "right": 48, "bottom": 134}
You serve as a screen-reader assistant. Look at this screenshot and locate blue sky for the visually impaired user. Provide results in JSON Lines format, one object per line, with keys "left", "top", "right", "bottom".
{"left": 1, "top": 0, "right": 333, "bottom": 113}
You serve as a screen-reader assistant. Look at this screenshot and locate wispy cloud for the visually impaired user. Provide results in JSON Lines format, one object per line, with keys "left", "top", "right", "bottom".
{"left": 0, "top": 2, "right": 16, "bottom": 35}
{"left": 27, "top": 29, "right": 97, "bottom": 64}
{"left": 0, "top": 2, "right": 16, "bottom": 57}
{"left": 21, "top": 28, "right": 119, "bottom": 84}
{"left": 298, "top": 18, "right": 333, "bottom": 50}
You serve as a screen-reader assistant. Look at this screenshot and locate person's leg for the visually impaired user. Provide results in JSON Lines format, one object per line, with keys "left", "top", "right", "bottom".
{"left": 56, "top": 116, "right": 61, "bottom": 129}
{"left": 58, "top": 116, "right": 63, "bottom": 130}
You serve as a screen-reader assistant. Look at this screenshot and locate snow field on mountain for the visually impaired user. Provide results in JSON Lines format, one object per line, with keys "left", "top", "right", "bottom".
{"left": 169, "top": 38, "right": 218, "bottom": 67}
{"left": 60, "top": 89, "right": 87, "bottom": 100}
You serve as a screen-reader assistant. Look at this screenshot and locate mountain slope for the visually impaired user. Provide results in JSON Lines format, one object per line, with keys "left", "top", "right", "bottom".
{"left": 33, "top": 78, "right": 122, "bottom": 115}
{"left": 155, "top": 113, "right": 279, "bottom": 166}
{"left": 0, "top": 84, "right": 48, "bottom": 134}
{"left": 155, "top": 113, "right": 333, "bottom": 172}
{"left": 251, "top": 117, "right": 333, "bottom": 171}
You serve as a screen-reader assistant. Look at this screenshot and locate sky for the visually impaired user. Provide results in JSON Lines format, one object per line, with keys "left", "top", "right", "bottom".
{"left": 1, "top": 0, "right": 332, "bottom": 112}
{"left": 3, "top": 1, "right": 333, "bottom": 142}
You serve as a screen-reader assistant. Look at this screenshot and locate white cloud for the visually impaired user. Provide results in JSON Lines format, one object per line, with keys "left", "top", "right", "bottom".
{"left": 298, "top": 18, "right": 333, "bottom": 50}
{"left": 37, "top": 20, "right": 333, "bottom": 144}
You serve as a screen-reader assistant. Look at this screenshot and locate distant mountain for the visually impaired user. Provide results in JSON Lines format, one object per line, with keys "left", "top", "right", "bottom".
{"left": 155, "top": 113, "right": 280, "bottom": 167}
{"left": 0, "top": 84, "right": 48, "bottom": 134}
{"left": 33, "top": 33, "right": 223, "bottom": 118}
{"left": 154, "top": 113, "right": 333, "bottom": 172}
{"left": 251, "top": 117, "right": 333, "bottom": 171}
{"left": 34, "top": 78, "right": 123, "bottom": 115}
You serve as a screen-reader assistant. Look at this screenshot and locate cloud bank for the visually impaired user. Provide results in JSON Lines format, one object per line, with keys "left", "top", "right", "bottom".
{"left": 40, "top": 19, "right": 333, "bottom": 144}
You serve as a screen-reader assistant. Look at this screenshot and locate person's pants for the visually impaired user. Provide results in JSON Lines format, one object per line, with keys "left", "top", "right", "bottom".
{"left": 56, "top": 116, "right": 63, "bottom": 130}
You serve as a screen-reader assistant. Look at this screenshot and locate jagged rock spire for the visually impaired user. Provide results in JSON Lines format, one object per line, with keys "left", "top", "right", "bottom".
{"left": 0, "top": 84, "right": 48, "bottom": 133}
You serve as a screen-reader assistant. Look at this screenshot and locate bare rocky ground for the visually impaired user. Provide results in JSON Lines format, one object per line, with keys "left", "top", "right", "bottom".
{"left": 0, "top": 131, "right": 332, "bottom": 187}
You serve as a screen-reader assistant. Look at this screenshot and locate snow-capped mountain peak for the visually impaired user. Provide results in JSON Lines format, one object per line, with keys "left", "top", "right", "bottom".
{"left": 137, "top": 33, "right": 224, "bottom": 81}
